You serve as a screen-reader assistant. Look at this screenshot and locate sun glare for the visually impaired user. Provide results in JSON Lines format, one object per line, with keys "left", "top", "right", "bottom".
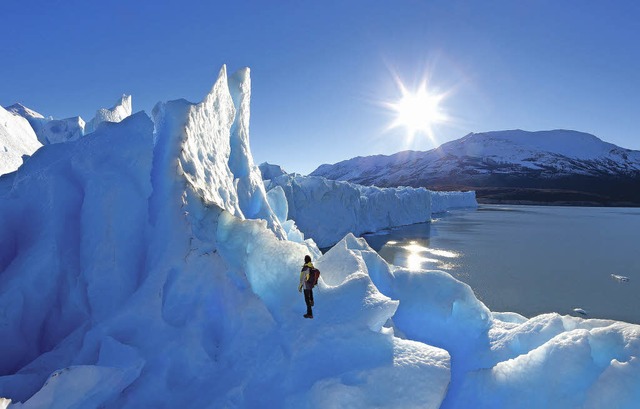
{"left": 385, "top": 80, "right": 448, "bottom": 144}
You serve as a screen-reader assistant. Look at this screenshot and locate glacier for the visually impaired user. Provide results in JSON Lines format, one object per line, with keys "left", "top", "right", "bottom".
{"left": 35, "top": 117, "right": 85, "bottom": 145}
{"left": 6, "top": 104, "right": 85, "bottom": 146}
{"left": 4, "top": 104, "right": 49, "bottom": 139}
{"left": 0, "top": 66, "right": 639, "bottom": 408}
{"left": 0, "top": 105, "right": 42, "bottom": 176}
{"left": 263, "top": 173, "right": 477, "bottom": 248}
{"left": 84, "top": 95, "right": 132, "bottom": 135}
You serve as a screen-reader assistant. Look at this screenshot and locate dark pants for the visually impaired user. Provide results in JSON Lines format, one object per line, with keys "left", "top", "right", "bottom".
{"left": 304, "top": 289, "right": 314, "bottom": 316}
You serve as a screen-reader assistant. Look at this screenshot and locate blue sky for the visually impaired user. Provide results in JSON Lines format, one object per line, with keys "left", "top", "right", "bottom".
{"left": 2, "top": 0, "right": 639, "bottom": 174}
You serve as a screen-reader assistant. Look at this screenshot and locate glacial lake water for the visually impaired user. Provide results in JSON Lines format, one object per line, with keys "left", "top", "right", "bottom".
{"left": 362, "top": 205, "right": 640, "bottom": 324}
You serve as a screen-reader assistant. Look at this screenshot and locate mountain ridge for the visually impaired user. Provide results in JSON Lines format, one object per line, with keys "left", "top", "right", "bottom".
{"left": 311, "top": 129, "right": 640, "bottom": 206}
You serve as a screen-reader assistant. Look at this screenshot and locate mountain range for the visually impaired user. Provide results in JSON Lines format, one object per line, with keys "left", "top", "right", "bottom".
{"left": 311, "top": 130, "right": 640, "bottom": 206}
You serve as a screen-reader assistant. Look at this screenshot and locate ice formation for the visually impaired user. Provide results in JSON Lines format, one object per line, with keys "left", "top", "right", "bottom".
{"left": 36, "top": 117, "right": 85, "bottom": 144}
{"left": 430, "top": 190, "right": 479, "bottom": 214}
{"left": 0, "top": 105, "right": 42, "bottom": 176}
{"left": 228, "top": 69, "right": 285, "bottom": 237}
{"left": 6, "top": 103, "right": 85, "bottom": 145}
{"left": 0, "top": 66, "right": 639, "bottom": 409}
{"left": 4, "top": 103, "right": 48, "bottom": 138}
{"left": 611, "top": 274, "right": 630, "bottom": 282}
{"left": 85, "top": 95, "right": 132, "bottom": 134}
{"left": 265, "top": 173, "right": 477, "bottom": 247}
{"left": 258, "top": 161, "right": 287, "bottom": 180}
{"left": 4, "top": 104, "right": 46, "bottom": 121}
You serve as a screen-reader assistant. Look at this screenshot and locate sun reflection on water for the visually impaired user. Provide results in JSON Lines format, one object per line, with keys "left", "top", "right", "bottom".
{"left": 405, "top": 253, "right": 439, "bottom": 271}
{"left": 388, "top": 240, "right": 460, "bottom": 271}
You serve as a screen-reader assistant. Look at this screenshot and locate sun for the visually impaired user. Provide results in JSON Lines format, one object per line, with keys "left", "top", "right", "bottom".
{"left": 385, "top": 80, "right": 447, "bottom": 143}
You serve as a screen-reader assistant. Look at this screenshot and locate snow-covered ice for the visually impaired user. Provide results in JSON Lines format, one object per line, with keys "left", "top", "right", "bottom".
{"left": 0, "top": 105, "right": 42, "bottom": 176}
{"left": 36, "top": 117, "right": 85, "bottom": 144}
{"left": 4, "top": 104, "right": 46, "bottom": 122}
{"left": 0, "top": 66, "right": 639, "bottom": 408}
{"left": 4, "top": 103, "right": 49, "bottom": 139}
{"left": 85, "top": 95, "right": 132, "bottom": 134}
{"left": 6, "top": 103, "right": 84, "bottom": 145}
{"left": 258, "top": 161, "right": 287, "bottom": 180}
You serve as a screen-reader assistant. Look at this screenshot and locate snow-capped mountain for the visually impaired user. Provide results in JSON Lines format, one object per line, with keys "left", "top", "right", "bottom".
{"left": 311, "top": 130, "right": 640, "bottom": 205}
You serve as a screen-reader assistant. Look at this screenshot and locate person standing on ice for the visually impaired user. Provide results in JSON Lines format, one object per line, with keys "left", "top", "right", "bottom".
{"left": 298, "top": 255, "right": 315, "bottom": 319}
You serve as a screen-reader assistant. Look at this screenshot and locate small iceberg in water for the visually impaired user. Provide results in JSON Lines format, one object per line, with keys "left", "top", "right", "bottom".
{"left": 611, "top": 274, "right": 630, "bottom": 282}
{"left": 573, "top": 308, "right": 588, "bottom": 316}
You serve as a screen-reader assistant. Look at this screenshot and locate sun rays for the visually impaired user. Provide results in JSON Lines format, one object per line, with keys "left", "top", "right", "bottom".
{"left": 383, "top": 74, "right": 450, "bottom": 146}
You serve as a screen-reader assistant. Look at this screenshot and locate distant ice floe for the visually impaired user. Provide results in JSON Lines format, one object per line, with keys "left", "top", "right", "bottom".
{"left": 573, "top": 308, "right": 588, "bottom": 316}
{"left": 611, "top": 274, "right": 630, "bottom": 282}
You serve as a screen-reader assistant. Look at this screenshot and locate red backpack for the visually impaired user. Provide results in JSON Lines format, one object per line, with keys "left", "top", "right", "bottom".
{"left": 306, "top": 268, "right": 321, "bottom": 288}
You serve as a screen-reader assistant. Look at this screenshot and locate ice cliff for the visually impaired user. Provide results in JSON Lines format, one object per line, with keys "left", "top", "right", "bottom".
{"left": 264, "top": 173, "right": 477, "bottom": 248}
{"left": 0, "top": 66, "right": 639, "bottom": 409}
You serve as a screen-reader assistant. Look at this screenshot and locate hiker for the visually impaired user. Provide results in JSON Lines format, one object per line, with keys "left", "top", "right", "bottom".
{"left": 298, "top": 255, "right": 315, "bottom": 319}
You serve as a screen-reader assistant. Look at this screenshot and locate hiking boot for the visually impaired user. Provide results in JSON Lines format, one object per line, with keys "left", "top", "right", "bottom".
{"left": 304, "top": 314, "right": 313, "bottom": 319}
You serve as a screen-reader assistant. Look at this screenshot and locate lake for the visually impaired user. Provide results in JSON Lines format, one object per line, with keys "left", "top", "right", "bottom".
{"left": 362, "top": 205, "right": 640, "bottom": 324}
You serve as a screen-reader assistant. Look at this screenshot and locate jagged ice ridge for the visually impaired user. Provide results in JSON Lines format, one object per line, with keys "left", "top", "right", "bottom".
{"left": 0, "top": 105, "right": 42, "bottom": 176}
{"left": 3, "top": 95, "right": 133, "bottom": 157}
